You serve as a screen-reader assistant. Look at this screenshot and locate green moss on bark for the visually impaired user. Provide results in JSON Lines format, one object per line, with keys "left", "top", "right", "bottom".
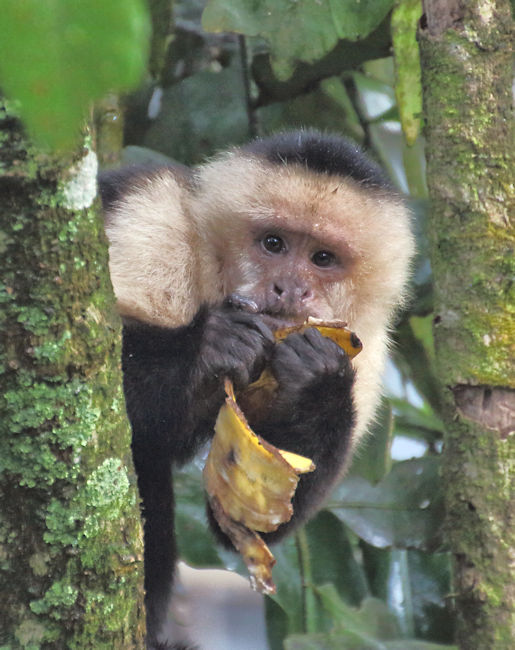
{"left": 0, "top": 101, "right": 144, "bottom": 647}
{"left": 419, "top": 2, "right": 514, "bottom": 648}
{"left": 420, "top": 22, "right": 514, "bottom": 386}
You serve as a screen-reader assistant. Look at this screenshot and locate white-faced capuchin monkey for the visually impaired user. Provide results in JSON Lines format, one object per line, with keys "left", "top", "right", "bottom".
{"left": 100, "top": 130, "right": 414, "bottom": 650}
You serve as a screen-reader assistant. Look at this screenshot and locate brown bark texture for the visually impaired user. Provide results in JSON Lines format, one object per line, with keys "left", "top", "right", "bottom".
{"left": 419, "top": 1, "right": 514, "bottom": 648}
{"left": 0, "top": 100, "right": 145, "bottom": 648}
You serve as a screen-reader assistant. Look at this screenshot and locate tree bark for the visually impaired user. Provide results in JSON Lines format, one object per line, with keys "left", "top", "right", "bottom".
{"left": 0, "top": 100, "right": 145, "bottom": 648}
{"left": 419, "top": 1, "right": 514, "bottom": 648}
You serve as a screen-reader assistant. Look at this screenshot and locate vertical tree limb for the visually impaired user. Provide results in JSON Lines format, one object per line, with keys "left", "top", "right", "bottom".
{"left": 419, "top": 1, "right": 514, "bottom": 647}
{"left": 0, "top": 100, "right": 145, "bottom": 648}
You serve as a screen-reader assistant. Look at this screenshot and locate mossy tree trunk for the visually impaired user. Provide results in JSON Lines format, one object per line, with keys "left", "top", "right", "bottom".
{"left": 0, "top": 100, "right": 145, "bottom": 647}
{"left": 419, "top": 2, "right": 514, "bottom": 648}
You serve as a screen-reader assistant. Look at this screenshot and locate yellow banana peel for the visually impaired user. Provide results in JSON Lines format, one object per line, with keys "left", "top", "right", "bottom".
{"left": 203, "top": 320, "right": 361, "bottom": 593}
{"left": 204, "top": 379, "right": 315, "bottom": 534}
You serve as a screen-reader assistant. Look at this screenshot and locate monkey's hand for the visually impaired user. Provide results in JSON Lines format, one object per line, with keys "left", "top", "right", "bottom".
{"left": 242, "top": 327, "right": 356, "bottom": 542}
{"left": 261, "top": 328, "right": 355, "bottom": 455}
{"left": 197, "top": 306, "right": 275, "bottom": 393}
{"left": 272, "top": 328, "right": 354, "bottom": 400}
{"left": 122, "top": 305, "right": 274, "bottom": 463}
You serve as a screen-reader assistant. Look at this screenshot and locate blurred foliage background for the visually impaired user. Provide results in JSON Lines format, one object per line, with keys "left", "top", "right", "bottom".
{"left": 127, "top": 2, "right": 453, "bottom": 649}
{"left": 0, "top": 0, "right": 458, "bottom": 648}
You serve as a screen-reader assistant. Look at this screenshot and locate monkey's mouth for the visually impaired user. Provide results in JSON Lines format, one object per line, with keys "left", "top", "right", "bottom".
{"left": 260, "top": 310, "right": 311, "bottom": 331}
{"left": 225, "top": 293, "right": 311, "bottom": 329}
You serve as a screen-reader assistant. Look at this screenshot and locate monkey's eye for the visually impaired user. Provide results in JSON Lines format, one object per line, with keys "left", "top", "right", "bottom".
{"left": 312, "top": 250, "right": 336, "bottom": 268}
{"left": 262, "top": 234, "right": 285, "bottom": 254}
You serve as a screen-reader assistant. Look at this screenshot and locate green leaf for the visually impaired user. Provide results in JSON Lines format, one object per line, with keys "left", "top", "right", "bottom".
{"left": 390, "top": 397, "right": 444, "bottom": 442}
{"left": 360, "top": 542, "right": 391, "bottom": 601}
{"left": 175, "top": 463, "right": 223, "bottom": 567}
{"left": 384, "top": 643, "right": 457, "bottom": 649}
{"left": 202, "top": 0, "right": 394, "bottom": 80}
{"left": 284, "top": 587, "right": 457, "bottom": 648}
{"left": 328, "top": 0, "right": 396, "bottom": 41}
{"left": 265, "top": 514, "right": 369, "bottom": 646}
{"left": 391, "top": 317, "right": 443, "bottom": 421}
{"left": 306, "top": 511, "right": 369, "bottom": 607}
{"left": 329, "top": 458, "right": 445, "bottom": 551}
{"left": 285, "top": 632, "right": 457, "bottom": 650}
{"left": 285, "top": 629, "right": 381, "bottom": 649}
{"left": 406, "top": 551, "right": 455, "bottom": 643}
{"left": 0, "top": 0, "right": 150, "bottom": 150}
{"left": 349, "top": 398, "right": 393, "bottom": 482}
{"left": 318, "top": 589, "right": 399, "bottom": 640}
{"left": 260, "top": 78, "right": 366, "bottom": 145}
{"left": 267, "top": 536, "right": 305, "bottom": 634}
{"left": 283, "top": 589, "right": 400, "bottom": 648}
{"left": 391, "top": 0, "right": 423, "bottom": 145}
{"left": 266, "top": 596, "right": 291, "bottom": 650}
{"left": 138, "top": 64, "right": 249, "bottom": 165}
{"left": 320, "top": 78, "right": 365, "bottom": 143}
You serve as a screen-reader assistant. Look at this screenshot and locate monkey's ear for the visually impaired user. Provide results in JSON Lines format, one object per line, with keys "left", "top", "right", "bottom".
{"left": 98, "top": 163, "right": 192, "bottom": 211}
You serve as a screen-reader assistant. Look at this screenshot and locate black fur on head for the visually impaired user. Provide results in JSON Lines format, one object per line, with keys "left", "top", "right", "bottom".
{"left": 242, "top": 129, "right": 391, "bottom": 189}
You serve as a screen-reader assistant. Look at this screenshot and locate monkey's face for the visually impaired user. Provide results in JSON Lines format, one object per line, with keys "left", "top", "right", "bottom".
{"left": 222, "top": 227, "right": 349, "bottom": 325}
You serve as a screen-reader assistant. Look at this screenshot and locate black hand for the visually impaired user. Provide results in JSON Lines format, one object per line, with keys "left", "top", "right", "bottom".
{"left": 270, "top": 327, "right": 354, "bottom": 412}
{"left": 198, "top": 306, "right": 275, "bottom": 391}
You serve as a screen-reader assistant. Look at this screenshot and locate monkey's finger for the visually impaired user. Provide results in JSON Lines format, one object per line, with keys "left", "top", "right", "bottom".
{"left": 274, "top": 320, "right": 362, "bottom": 359}
{"left": 270, "top": 336, "right": 313, "bottom": 377}
{"left": 224, "top": 293, "right": 260, "bottom": 313}
{"left": 227, "top": 343, "right": 272, "bottom": 388}
{"left": 226, "top": 359, "right": 252, "bottom": 390}
{"left": 303, "top": 327, "right": 345, "bottom": 355}
{"left": 279, "top": 332, "right": 326, "bottom": 368}
{"left": 273, "top": 333, "right": 304, "bottom": 360}
{"left": 298, "top": 328, "right": 351, "bottom": 375}
{"left": 225, "top": 326, "right": 274, "bottom": 364}
{"left": 229, "top": 312, "right": 276, "bottom": 345}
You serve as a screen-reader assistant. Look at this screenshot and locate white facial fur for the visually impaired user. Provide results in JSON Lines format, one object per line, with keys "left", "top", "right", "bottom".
{"left": 105, "top": 153, "right": 415, "bottom": 444}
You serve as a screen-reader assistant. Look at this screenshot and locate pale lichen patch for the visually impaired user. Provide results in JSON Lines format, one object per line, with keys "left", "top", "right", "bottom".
{"left": 62, "top": 149, "right": 98, "bottom": 210}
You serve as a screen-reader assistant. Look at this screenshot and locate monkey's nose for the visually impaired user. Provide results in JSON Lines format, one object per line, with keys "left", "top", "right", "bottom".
{"left": 273, "top": 284, "right": 284, "bottom": 297}
{"left": 273, "top": 282, "right": 312, "bottom": 303}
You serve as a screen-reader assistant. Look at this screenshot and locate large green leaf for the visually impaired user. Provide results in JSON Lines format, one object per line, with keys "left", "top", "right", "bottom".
{"left": 175, "top": 462, "right": 224, "bottom": 567}
{"left": 202, "top": 0, "right": 394, "bottom": 79}
{"left": 0, "top": 0, "right": 149, "bottom": 149}
{"left": 266, "top": 536, "right": 306, "bottom": 636}
{"left": 318, "top": 588, "right": 399, "bottom": 640}
{"left": 284, "top": 589, "right": 397, "bottom": 649}
{"left": 390, "top": 397, "right": 444, "bottom": 443}
{"left": 265, "top": 513, "right": 370, "bottom": 647}
{"left": 285, "top": 634, "right": 456, "bottom": 650}
{"left": 284, "top": 587, "right": 457, "bottom": 649}
{"left": 348, "top": 398, "right": 393, "bottom": 483}
{"left": 138, "top": 64, "right": 249, "bottom": 165}
{"left": 266, "top": 514, "right": 370, "bottom": 636}
{"left": 406, "top": 551, "right": 454, "bottom": 643}
{"left": 391, "top": 0, "right": 423, "bottom": 145}
{"left": 329, "top": 458, "right": 445, "bottom": 551}
{"left": 266, "top": 596, "right": 291, "bottom": 650}
{"left": 306, "top": 511, "right": 368, "bottom": 607}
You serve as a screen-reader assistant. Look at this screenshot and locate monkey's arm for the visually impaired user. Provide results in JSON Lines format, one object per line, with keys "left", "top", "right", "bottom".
{"left": 254, "top": 328, "right": 356, "bottom": 542}
{"left": 121, "top": 305, "right": 274, "bottom": 647}
{"left": 122, "top": 306, "right": 275, "bottom": 461}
